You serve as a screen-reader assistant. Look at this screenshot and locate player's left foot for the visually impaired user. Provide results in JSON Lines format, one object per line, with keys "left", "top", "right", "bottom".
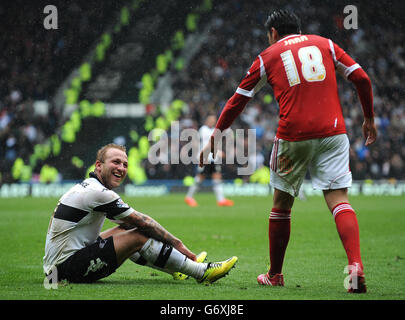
{"left": 185, "top": 197, "right": 198, "bottom": 207}
{"left": 217, "top": 199, "right": 234, "bottom": 206}
{"left": 257, "top": 272, "right": 284, "bottom": 286}
{"left": 198, "top": 256, "right": 238, "bottom": 285}
{"left": 173, "top": 251, "right": 208, "bottom": 280}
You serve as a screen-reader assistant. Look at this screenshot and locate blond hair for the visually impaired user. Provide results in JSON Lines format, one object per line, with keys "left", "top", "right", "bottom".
{"left": 96, "top": 143, "right": 126, "bottom": 163}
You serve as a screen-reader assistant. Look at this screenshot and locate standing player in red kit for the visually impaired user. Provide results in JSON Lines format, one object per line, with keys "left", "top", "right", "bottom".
{"left": 199, "top": 9, "right": 377, "bottom": 293}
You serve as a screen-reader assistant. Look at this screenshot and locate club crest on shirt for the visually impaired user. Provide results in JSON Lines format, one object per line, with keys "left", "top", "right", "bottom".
{"left": 115, "top": 198, "right": 130, "bottom": 209}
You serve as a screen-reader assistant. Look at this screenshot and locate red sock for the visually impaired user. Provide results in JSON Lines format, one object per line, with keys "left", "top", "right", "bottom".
{"left": 332, "top": 203, "right": 363, "bottom": 271}
{"left": 268, "top": 208, "right": 291, "bottom": 275}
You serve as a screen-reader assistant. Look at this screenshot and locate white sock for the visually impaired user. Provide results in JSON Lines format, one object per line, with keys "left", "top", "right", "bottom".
{"left": 186, "top": 176, "right": 201, "bottom": 198}
{"left": 138, "top": 238, "right": 206, "bottom": 279}
{"left": 213, "top": 179, "right": 225, "bottom": 201}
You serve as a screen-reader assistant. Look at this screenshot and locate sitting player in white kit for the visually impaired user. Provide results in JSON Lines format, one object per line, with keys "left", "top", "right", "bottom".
{"left": 43, "top": 143, "right": 237, "bottom": 285}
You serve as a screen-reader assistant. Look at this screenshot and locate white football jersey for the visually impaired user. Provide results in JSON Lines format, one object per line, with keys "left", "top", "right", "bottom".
{"left": 199, "top": 125, "right": 214, "bottom": 148}
{"left": 43, "top": 172, "right": 133, "bottom": 274}
{"left": 199, "top": 125, "right": 217, "bottom": 163}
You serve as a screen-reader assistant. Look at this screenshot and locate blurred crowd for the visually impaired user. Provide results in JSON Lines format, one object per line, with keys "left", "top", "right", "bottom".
{"left": 1, "top": 0, "right": 404, "bottom": 183}
{"left": 168, "top": 0, "right": 405, "bottom": 181}
{"left": 0, "top": 1, "right": 122, "bottom": 182}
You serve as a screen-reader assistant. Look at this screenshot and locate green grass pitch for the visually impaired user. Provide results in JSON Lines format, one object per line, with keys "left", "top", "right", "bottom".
{"left": 0, "top": 193, "right": 404, "bottom": 300}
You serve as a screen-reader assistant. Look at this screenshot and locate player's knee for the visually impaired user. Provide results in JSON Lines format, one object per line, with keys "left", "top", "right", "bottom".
{"left": 273, "top": 188, "right": 294, "bottom": 209}
{"left": 323, "top": 188, "right": 349, "bottom": 212}
{"left": 114, "top": 229, "right": 148, "bottom": 256}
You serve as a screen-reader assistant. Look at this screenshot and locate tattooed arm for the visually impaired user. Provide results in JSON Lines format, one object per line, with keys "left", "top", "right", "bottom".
{"left": 120, "top": 210, "right": 197, "bottom": 261}
{"left": 122, "top": 210, "right": 178, "bottom": 245}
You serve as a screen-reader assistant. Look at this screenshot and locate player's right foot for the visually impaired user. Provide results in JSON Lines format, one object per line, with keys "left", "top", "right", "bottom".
{"left": 257, "top": 272, "right": 284, "bottom": 286}
{"left": 217, "top": 199, "right": 234, "bottom": 207}
{"left": 198, "top": 256, "right": 238, "bottom": 285}
{"left": 347, "top": 263, "right": 367, "bottom": 293}
{"left": 185, "top": 197, "right": 198, "bottom": 207}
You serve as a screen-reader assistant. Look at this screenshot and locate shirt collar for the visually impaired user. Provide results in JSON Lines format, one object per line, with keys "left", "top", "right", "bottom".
{"left": 277, "top": 34, "right": 301, "bottom": 43}
{"left": 89, "top": 171, "right": 106, "bottom": 187}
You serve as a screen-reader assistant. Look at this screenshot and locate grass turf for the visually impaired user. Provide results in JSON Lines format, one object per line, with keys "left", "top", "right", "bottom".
{"left": 0, "top": 193, "right": 404, "bottom": 300}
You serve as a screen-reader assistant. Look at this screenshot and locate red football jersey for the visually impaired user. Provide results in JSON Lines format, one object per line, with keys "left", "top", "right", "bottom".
{"left": 217, "top": 34, "right": 363, "bottom": 141}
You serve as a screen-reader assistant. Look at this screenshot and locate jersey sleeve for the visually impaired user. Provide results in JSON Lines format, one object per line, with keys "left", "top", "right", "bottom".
{"left": 236, "top": 55, "right": 268, "bottom": 97}
{"left": 328, "top": 39, "right": 374, "bottom": 118}
{"left": 215, "top": 93, "right": 251, "bottom": 131}
{"left": 91, "top": 189, "right": 134, "bottom": 220}
{"left": 328, "top": 39, "right": 361, "bottom": 79}
{"left": 348, "top": 68, "right": 374, "bottom": 118}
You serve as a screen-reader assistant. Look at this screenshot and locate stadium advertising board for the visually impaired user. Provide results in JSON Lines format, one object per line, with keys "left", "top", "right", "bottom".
{"left": 1, "top": 181, "right": 405, "bottom": 198}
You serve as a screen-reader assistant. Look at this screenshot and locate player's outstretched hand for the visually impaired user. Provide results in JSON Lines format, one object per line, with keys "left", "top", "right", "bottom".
{"left": 362, "top": 118, "right": 377, "bottom": 146}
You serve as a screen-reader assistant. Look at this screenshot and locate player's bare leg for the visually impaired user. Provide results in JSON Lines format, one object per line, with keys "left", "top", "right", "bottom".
{"left": 258, "top": 188, "right": 293, "bottom": 286}
{"left": 323, "top": 188, "right": 349, "bottom": 211}
{"left": 273, "top": 188, "right": 295, "bottom": 210}
{"left": 101, "top": 225, "right": 153, "bottom": 268}
{"left": 108, "top": 228, "right": 149, "bottom": 266}
{"left": 323, "top": 188, "right": 366, "bottom": 293}
{"left": 100, "top": 225, "right": 126, "bottom": 239}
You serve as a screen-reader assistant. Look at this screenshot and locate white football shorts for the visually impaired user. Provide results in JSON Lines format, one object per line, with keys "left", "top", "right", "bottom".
{"left": 269, "top": 134, "right": 352, "bottom": 197}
